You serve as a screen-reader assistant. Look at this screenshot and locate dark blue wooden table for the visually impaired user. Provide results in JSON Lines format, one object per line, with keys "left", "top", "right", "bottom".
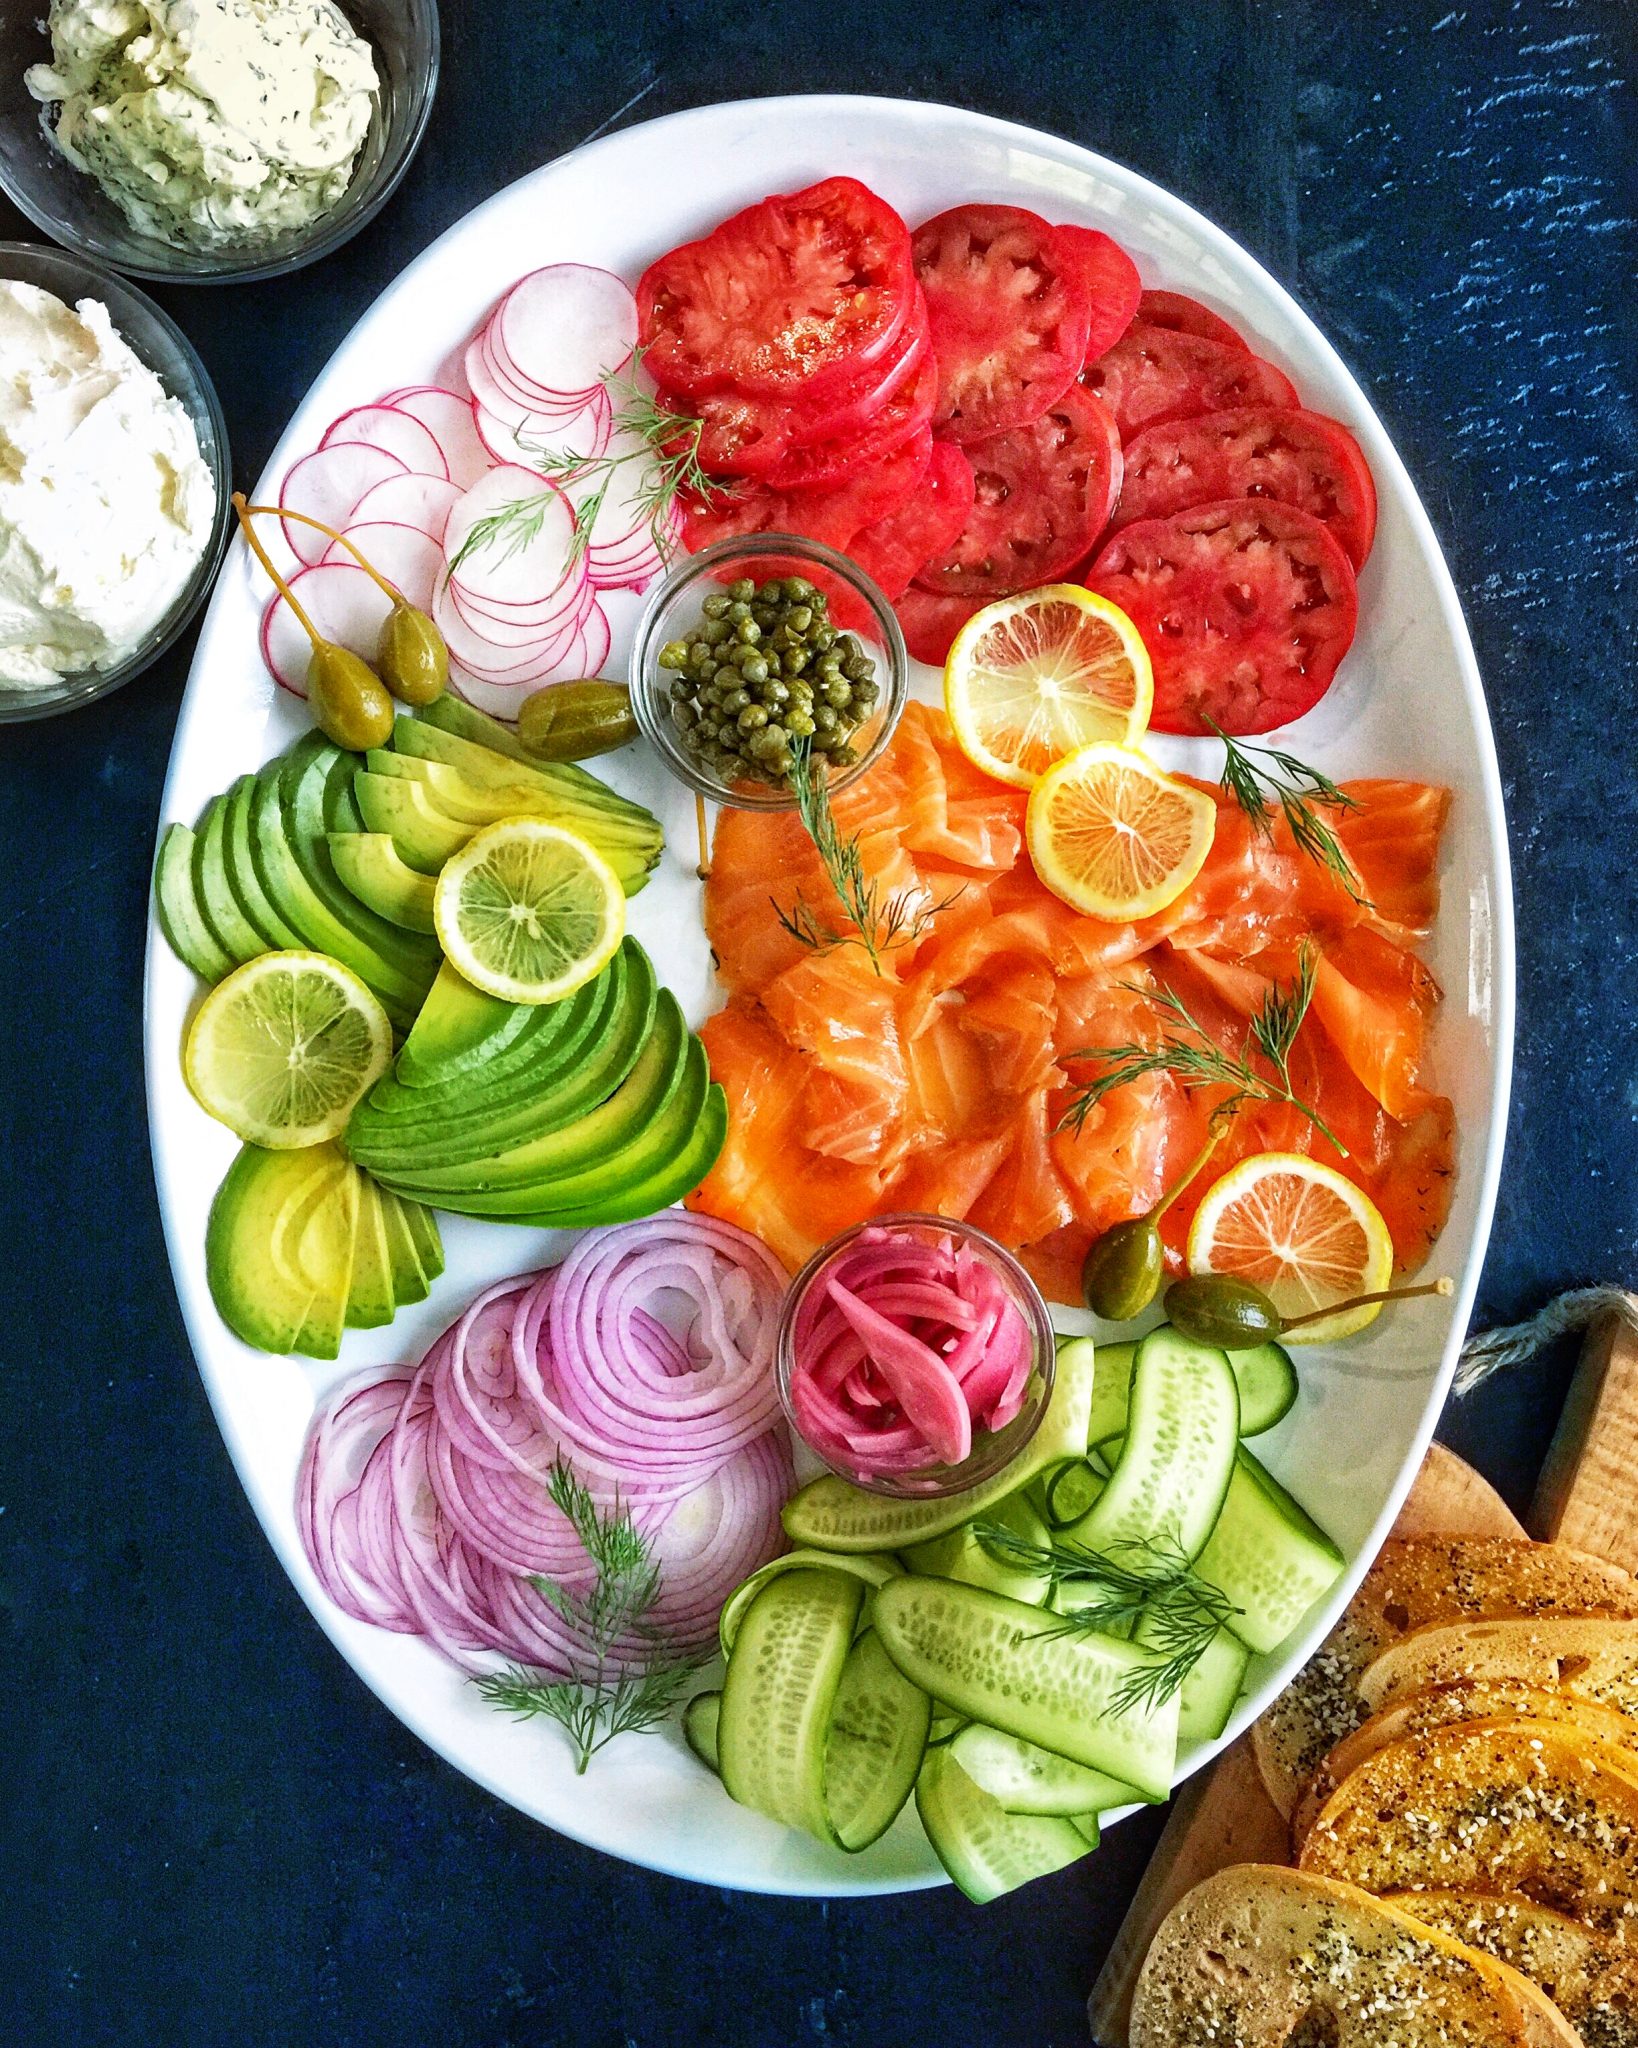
{"left": 4, "top": 7, "right": 1636, "bottom": 2043}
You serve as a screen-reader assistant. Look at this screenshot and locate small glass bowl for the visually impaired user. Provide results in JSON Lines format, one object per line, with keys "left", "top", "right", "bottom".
{"left": 775, "top": 1213, "right": 1058, "bottom": 1500}
{"left": 0, "top": 0, "right": 439, "bottom": 284}
{"left": 0, "top": 242, "right": 232, "bottom": 724}
{"left": 629, "top": 533, "right": 909, "bottom": 810}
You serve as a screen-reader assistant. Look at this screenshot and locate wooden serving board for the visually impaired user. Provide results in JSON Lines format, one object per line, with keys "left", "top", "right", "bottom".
{"left": 1086, "top": 1314, "right": 1638, "bottom": 2046}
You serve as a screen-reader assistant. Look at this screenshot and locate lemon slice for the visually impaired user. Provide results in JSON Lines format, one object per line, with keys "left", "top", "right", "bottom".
{"left": 434, "top": 816, "right": 624, "bottom": 1004}
{"left": 184, "top": 950, "right": 393, "bottom": 1148}
{"left": 1187, "top": 1151, "right": 1396, "bottom": 1344}
{"left": 945, "top": 586, "right": 1154, "bottom": 788}
{"left": 1025, "top": 742, "right": 1216, "bottom": 919}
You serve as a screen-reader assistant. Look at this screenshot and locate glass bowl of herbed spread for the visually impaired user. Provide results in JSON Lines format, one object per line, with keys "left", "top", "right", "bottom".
{"left": 0, "top": 0, "right": 438, "bottom": 284}
{"left": 630, "top": 534, "right": 910, "bottom": 811}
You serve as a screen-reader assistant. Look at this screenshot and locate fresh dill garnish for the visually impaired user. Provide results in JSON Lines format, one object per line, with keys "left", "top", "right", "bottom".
{"left": 1055, "top": 945, "right": 1346, "bottom": 1155}
{"left": 472, "top": 1460, "right": 699, "bottom": 1773}
{"left": 772, "top": 734, "right": 962, "bottom": 974}
{"left": 443, "top": 489, "right": 563, "bottom": 584}
{"left": 1210, "top": 718, "right": 1368, "bottom": 904}
{"left": 970, "top": 1525, "right": 1240, "bottom": 1717}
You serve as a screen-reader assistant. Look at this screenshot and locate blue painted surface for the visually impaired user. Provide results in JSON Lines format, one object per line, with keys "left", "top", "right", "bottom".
{"left": 2, "top": 6, "right": 1636, "bottom": 2042}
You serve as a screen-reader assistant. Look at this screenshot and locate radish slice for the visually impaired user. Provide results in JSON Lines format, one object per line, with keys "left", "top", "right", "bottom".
{"left": 281, "top": 444, "right": 407, "bottom": 567}
{"left": 433, "top": 579, "right": 573, "bottom": 679}
{"left": 483, "top": 315, "right": 595, "bottom": 414}
{"left": 498, "top": 265, "right": 637, "bottom": 397}
{"left": 449, "top": 568, "right": 594, "bottom": 648}
{"left": 261, "top": 563, "right": 394, "bottom": 696}
{"left": 465, "top": 331, "right": 588, "bottom": 435}
{"left": 443, "top": 465, "right": 576, "bottom": 609}
{"left": 386, "top": 387, "right": 493, "bottom": 489}
{"left": 325, "top": 521, "right": 442, "bottom": 611}
{"left": 348, "top": 471, "right": 464, "bottom": 543}
{"left": 474, "top": 389, "right": 612, "bottom": 472}
{"left": 322, "top": 404, "right": 450, "bottom": 479}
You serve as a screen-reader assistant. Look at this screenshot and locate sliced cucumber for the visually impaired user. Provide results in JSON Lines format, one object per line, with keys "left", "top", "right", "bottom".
{"left": 718, "top": 1549, "right": 900, "bottom": 1659}
{"left": 1042, "top": 1457, "right": 1104, "bottom": 1529}
{"left": 928, "top": 1710, "right": 968, "bottom": 1747}
{"left": 823, "top": 1629, "right": 931, "bottom": 1851}
{"left": 718, "top": 1568, "right": 863, "bottom": 1842}
{"left": 1086, "top": 1340, "right": 1137, "bottom": 1446}
{"left": 1174, "top": 1626, "right": 1251, "bottom": 1746}
{"left": 782, "top": 1334, "right": 1097, "bottom": 1554}
{"left": 873, "top": 1577, "right": 1179, "bottom": 1801}
{"left": 1065, "top": 1326, "right": 1238, "bottom": 1563}
{"left": 1194, "top": 1445, "right": 1344, "bottom": 1655}
{"left": 915, "top": 1746, "right": 1091, "bottom": 1903}
{"left": 905, "top": 1490, "right": 1052, "bottom": 1605}
{"left": 950, "top": 1724, "right": 1146, "bottom": 1818}
{"left": 1070, "top": 1813, "right": 1101, "bottom": 1847}
{"left": 683, "top": 1690, "right": 720, "bottom": 1773}
{"left": 154, "top": 824, "right": 234, "bottom": 982}
{"left": 1088, "top": 1327, "right": 1297, "bottom": 1444}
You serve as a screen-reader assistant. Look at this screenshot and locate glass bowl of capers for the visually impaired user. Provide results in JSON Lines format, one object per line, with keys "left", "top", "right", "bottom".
{"left": 630, "top": 534, "right": 909, "bottom": 809}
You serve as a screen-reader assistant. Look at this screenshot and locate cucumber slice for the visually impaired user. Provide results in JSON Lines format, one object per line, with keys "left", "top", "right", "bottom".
{"left": 1042, "top": 1457, "right": 1104, "bottom": 1529}
{"left": 718, "top": 1549, "right": 900, "bottom": 1659}
{"left": 683, "top": 1690, "right": 720, "bottom": 1773}
{"left": 873, "top": 1577, "right": 1179, "bottom": 1801}
{"left": 1070, "top": 1813, "right": 1101, "bottom": 1847}
{"left": 1195, "top": 1446, "right": 1344, "bottom": 1655}
{"left": 154, "top": 825, "right": 234, "bottom": 982}
{"left": 1231, "top": 1340, "right": 1299, "bottom": 1435}
{"left": 1065, "top": 1326, "right": 1238, "bottom": 1563}
{"left": 824, "top": 1629, "right": 931, "bottom": 1851}
{"left": 915, "top": 1746, "right": 1091, "bottom": 1903}
{"left": 781, "top": 1334, "right": 1098, "bottom": 1554}
{"left": 1174, "top": 1625, "right": 1251, "bottom": 1746}
{"left": 718, "top": 1568, "right": 863, "bottom": 1842}
{"left": 928, "top": 1710, "right": 968, "bottom": 1746}
{"left": 905, "top": 1490, "right": 1052, "bottom": 1605}
{"left": 950, "top": 1724, "right": 1146, "bottom": 1817}
{"left": 1086, "top": 1341, "right": 1136, "bottom": 1446}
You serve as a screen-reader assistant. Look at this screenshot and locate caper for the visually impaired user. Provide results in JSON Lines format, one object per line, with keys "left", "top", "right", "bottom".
{"left": 658, "top": 640, "right": 690, "bottom": 670}
{"left": 728, "top": 578, "right": 755, "bottom": 602}
{"left": 307, "top": 642, "right": 394, "bottom": 752}
{"left": 737, "top": 704, "right": 769, "bottom": 733}
{"left": 1164, "top": 1274, "right": 1284, "bottom": 1349}
{"left": 375, "top": 602, "right": 448, "bottom": 707}
{"left": 701, "top": 594, "right": 730, "bottom": 620}
{"left": 821, "top": 677, "right": 853, "bottom": 709}
{"left": 1081, "top": 1218, "right": 1166, "bottom": 1322}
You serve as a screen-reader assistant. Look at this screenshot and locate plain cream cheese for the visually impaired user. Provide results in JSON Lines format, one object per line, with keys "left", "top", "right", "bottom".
{"left": 26, "top": 0, "right": 378, "bottom": 253}
{"left": 0, "top": 281, "right": 216, "bottom": 689}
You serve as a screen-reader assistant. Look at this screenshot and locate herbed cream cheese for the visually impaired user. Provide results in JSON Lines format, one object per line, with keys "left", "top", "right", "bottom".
{"left": 26, "top": 0, "right": 378, "bottom": 255}
{"left": 0, "top": 280, "right": 217, "bottom": 689}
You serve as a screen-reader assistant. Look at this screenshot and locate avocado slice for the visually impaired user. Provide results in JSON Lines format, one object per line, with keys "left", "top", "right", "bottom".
{"left": 329, "top": 833, "right": 438, "bottom": 933}
{"left": 393, "top": 959, "right": 536, "bottom": 1087}
{"left": 192, "top": 791, "right": 263, "bottom": 964}
{"left": 225, "top": 773, "right": 303, "bottom": 949}
{"left": 521, "top": 1032, "right": 709, "bottom": 1207}
{"left": 206, "top": 1141, "right": 355, "bottom": 1356}
{"left": 320, "top": 748, "right": 368, "bottom": 834}
{"left": 394, "top": 713, "right": 630, "bottom": 809}
{"left": 399, "top": 1193, "right": 444, "bottom": 1283}
{"left": 378, "top": 736, "right": 661, "bottom": 851}
{"left": 289, "top": 1159, "right": 361, "bottom": 1360}
{"left": 154, "top": 825, "right": 235, "bottom": 982}
{"left": 354, "top": 770, "right": 475, "bottom": 873}
{"left": 527, "top": 1083, "right": 729, "bottom": 1230}
{"left": 344, "top": 1177, "right": 396, "bottom": 1329}
{"left": 377, "top": 1186, "right": 430, "bottom": 1305}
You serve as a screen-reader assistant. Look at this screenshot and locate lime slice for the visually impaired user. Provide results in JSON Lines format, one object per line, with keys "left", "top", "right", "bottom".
{"left": 185, "top": 950, "right": 393, "bottom": 1148}
{"left": 434, "top": 816, "right": 625, "bottom": 1004}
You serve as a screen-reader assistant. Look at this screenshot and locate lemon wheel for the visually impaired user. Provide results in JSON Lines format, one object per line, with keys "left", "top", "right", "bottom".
{"left": 1025, "top": 742, "right": 1216, "bottom": 920}
{"left": 434, "top": 816, "right": 625, "bottom": 1005}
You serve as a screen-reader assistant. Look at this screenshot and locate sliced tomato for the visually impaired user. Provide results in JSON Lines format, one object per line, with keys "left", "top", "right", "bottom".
{"left": 1055, "top": 225, "right": 1142, "bottom": 359}
{"left": 758, "top": 348, "right": 939, "bottom": 493}
{"left": 1135, "top": 290, "right": 1249, "bottom": 352}
{"left": 848, "top": 442, "right": 977, "bottom": 603}
{"left": 1115, "top": 406, "right": 1378, "bottom": 567}
{"left": 893, "top": 587, "right": 983, "bottom": 668}
{"left": 638, "top": 177, "right": 915, "bottom": 402}
{"left": 912, "top": 384, "right": 1121, "bottom": 600}
{"left": 1080, "top": 322, "right": 1296, "bottom": 439}
{"left": 680, "top": 428, "right": 933, "bottom": 555}
{"left": 1086, "top": 498, "right": 1358, "bottom": 735}
{"left": 683, "top": 289, "right": 931, "bottom": 478}
{"left": 911, "top": 204, "right": 1092, "bottom": 442}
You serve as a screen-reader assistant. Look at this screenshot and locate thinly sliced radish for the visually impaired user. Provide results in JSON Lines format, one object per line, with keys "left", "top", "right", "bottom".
{"left": 262, "top": 563, "right": 394, "bottom": 696}
{"left": 445, "top": 603, "right": 609, "bottom": 713}
{"left": 388, "top": 387, "right": 493, "bottom": 490}
{"left": 281, "top": 444, "right": 407, "bottom": 567}
{"left": 450, "top": 567, "right": 594, "bottom": 648}
{"left": 322, "top": 404, "right": 450, "bottom": 480}
{"left": 482, "top": 318, "right": 595, "bottom": 414}
{"left": 474, "top": 389, "right": 611, "bottom": 473}
{"left": 324, "top": 521, "right": 442, "bottom": 610}
{"left": 348, "top": 471, "right": 464, "bottom": 543}
{"left": 443, "top": 465, "right": 576, "bottom": 609}
{"left": 445, "top": 666, "right": 540, "bottom": 718}
{"left": 433, "top": 579, "right": 559, "bottom": 677}
{"left": 465, "top": 331, "right": 587, "bottom": 436}
{"left": 498, "top": 266, "right": 637, "bottom": 398}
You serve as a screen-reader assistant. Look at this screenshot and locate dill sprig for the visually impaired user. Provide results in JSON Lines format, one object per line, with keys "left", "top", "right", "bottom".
{"left": 772, "top": 735, "right": 961, "bottom": 974}
{"left": 1211, "top": 719, "right": 1369, "bottom": 905}
{"left": 472, "top": 1460, "right": 699, "bottom": 1773}
{"left": 970, "top": 1525, "right": 1240, "bottom": 1717}
{"left": 1056, "top": 946, "right": 1346, "bottom": 1156}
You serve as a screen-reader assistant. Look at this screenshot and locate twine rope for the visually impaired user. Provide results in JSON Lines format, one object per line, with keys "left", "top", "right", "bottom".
{"left": 1455, "top": 1286, "right": 1638, "bottom": 1398}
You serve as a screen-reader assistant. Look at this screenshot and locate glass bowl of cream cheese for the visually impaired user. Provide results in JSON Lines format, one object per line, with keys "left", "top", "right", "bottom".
{"left": 0, "top": 1, "right": 439, "bottom": 284}
{"left": 0, "top": 242, "right": 231, "bottom": 721}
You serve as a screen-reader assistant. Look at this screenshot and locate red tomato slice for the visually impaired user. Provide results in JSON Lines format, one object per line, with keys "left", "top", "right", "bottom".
{"left": 757, "top": 348, "right": 940, "bottom": 493}
{"left": 1086, "top": 498, "right": 1359, "bottom": 735}
{"left": 1080, "top": 322, "right": 1297, "bottom": 440}
{"left": 848, "top": 443, "right": 977, "bottom": 603}
{"left": 912, "top": 384, "right": 1121, "bottom": 600}
{"left": 680, "top": 428, "right": 933, "bottom": 555}
{"left": 893, "top": 587, "right": 983, "bottom": 668}
{"left": 684, "top": 289, "right": 931, "bottom": 478}
{"left": 639, "top": 177, "right": 915, "bottom": 402}
{"left": 1055, "top": 225, "right": 1142, "bottom": 359}
{"left": 911, "top": 205, "right": 1092, "bottom": 442}
{"left": 1114, "top": 406, "right": 1378, "bottom": 567}
{"left": 1136, "top": 290, "right": 1250, "bottom": 352}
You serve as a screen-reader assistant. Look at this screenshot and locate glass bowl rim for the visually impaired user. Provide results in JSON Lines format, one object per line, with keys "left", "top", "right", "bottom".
{"left": 774, "top": 1209, "right": 1058, "bottom": 1500}
{"left": 629, "top": 531, "right": 909, "bottom": 812}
